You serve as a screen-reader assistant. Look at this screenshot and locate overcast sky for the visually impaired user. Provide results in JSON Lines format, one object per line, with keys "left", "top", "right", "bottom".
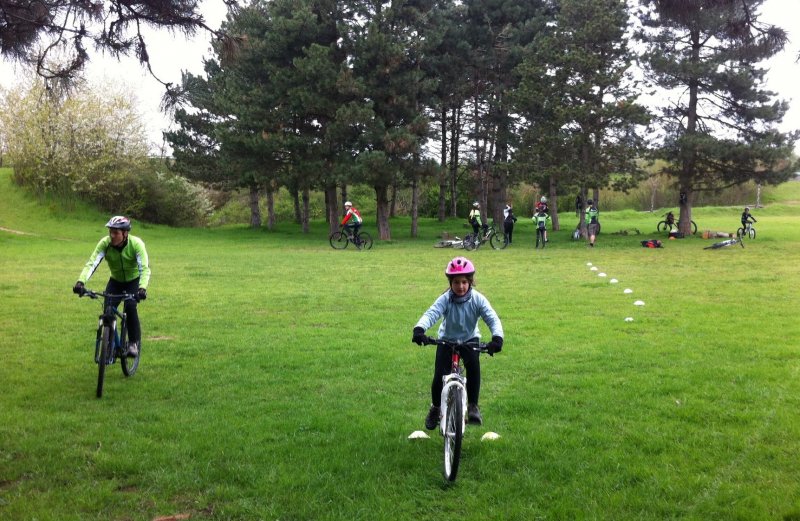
{"left": 1, "top": 0, "right": 799, "bottom": 154}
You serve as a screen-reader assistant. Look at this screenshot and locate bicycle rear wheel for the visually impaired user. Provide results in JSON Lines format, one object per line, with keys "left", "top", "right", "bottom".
{"left": 329, "top": 231, "right": 349, "bottom": 249}
{"left": 356, "top": 232, "right": 373, "bottom": 250}
{"left": 443, "top": 387, "right": 464, "bottom": 482}
{"left": 463, "top": 234, "right": 477, "bottom": 251}
{"left": 689, "top": 220, "right": 698, "bottom": 235}
{"left": 737, "top": 227, "right": 745, "bottom": 239}
{"left": 489, "top": 230, "right": 508, "bottom": 250}
{"left": 96, "top": 325, "right": 113, "bottom": 398}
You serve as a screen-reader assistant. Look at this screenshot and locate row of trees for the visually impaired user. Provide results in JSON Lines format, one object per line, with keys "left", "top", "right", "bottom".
{"left": 164, "top": 0, "right": 797, "bottom": 239}
{"left": 1, "top": 0, "right": 796, "bottom": 235}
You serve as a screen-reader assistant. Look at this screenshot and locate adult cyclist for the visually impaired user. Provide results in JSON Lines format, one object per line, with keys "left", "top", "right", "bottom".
{"left": 72, "top": 216, "right": 151, "bottom": 357}
{"left": 341, "top": 201, "right": 363, "bottom": 240}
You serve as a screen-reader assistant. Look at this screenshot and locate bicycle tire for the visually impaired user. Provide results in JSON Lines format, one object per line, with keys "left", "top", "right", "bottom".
{"left": 96, "top": 325, "right": 112, "bottom": 398}
{"left": 657, "top": 221, "right": 670, "bottom": 233}
{"left": 489, "top": 230, "right": 507, "bottom": 250}
{"left": 689, "top": 220, "right": 698, "bottom": 235}
{"left": 443, "top": 387, "right": 463, "bottom": 481}
{"left": 120, "top": 320, "right": 139, "bottom": 377}
{"left": 737, "top": 227, "right": 745, "bottom": 239}
{"left": 356, "top": 232, "right": 373, "bottom": 250}
{"left": 329, "top": 231, "right": 349, "bottom": 249}
{"left": 463, "top": 235, "right": 477, "bottom": 251}
{"left": 748, "top": 227, "right": 756, "bottom": 240}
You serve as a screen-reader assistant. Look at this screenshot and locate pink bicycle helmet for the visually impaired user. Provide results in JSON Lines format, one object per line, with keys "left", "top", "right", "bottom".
{"left": 445, "top": 256, "right": 475, "bottom": 278}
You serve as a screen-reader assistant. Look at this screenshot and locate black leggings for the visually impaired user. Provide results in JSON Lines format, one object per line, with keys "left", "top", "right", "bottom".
{"left": 504, "top": 223, "right": 514, "bottom": 243}
{"left": 431, "top": 340, "right": 481, "bottom": 406}
{"left": 104, "top": 277, "right": 141, "bottom": 344}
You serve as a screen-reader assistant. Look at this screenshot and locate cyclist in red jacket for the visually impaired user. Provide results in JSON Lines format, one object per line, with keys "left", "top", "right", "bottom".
{"left": 341, "top": 201, "right": 363, "bottom": 238}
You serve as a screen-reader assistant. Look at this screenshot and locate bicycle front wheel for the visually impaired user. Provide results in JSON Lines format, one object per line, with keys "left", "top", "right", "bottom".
{"left": 443, "top": 387, "right": 464, "bottom": 482}
{"left": 121, "top": 322, "right": 139, "bottom": 377}
{"left": 356, "top": 232, "right": 373, "bottom": 250}
{"left": 489, "top": 230, "right": 508, "bottom": 250}
{"left": 748, "top": 227, "right": 756, "bottom": 239}
{"left": 329, "top": 231, "right": 349, "bottom": 249}
{"left": 96, "top": 325, "right": 113, "bottom": 398}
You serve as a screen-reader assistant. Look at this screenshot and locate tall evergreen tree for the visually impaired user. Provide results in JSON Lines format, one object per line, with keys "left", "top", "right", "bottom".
{"left": 638, "top": 0, "right": 798, "bottom": 234}
{"left": 514, "top": 0, "right": 649, "bottom": 234}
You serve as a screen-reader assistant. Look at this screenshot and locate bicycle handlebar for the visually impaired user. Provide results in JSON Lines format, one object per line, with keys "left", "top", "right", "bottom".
{"left": 420, "top": 337, "right": 488, "bottom": 352}
{"left": 81, "top": 289, "right": 139, "bottom": 301}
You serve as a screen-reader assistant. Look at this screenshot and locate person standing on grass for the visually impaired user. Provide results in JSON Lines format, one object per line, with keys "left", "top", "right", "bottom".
{"left": 575, "top": 194, "right": 583, "bottom": 217}
{"left": 341, "top": 201, "right": 362, "bottom": 238}
{"left": 532, "top": 207, "right": 550, "bottom": 244}
{"left": 468, "top": 201, "right": 487, "bottom": 238}
{"left": 503, "top": 205, "right": 517, "bottom": 244}
{"left": 586, "top": 199, "right": 599, "bottom": 247}
{"left": 72, "top": 216, "right": 150, "bottom": 357}
{"left": 412, "top": 257, "right": 504, "bottom": 429}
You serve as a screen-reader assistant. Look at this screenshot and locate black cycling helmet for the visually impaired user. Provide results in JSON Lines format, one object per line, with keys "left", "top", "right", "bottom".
{"left": 105, "top": 215, "right": 131, "bottom": 231}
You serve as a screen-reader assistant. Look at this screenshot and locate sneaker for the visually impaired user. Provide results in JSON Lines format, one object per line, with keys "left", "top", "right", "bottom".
{"left": 126, "top": 341, "right": 139, "bottom": 358}
{"left": 467, "top": 403, "right": 483, "bottom": 425}
{"left": 424, "top": 405, "right": 441, "bottom": 430}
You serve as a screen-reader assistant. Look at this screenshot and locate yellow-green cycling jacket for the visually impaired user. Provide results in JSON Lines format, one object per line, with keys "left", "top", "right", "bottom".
{"left": 78, "top": 235, "right": 151, "bottom": 288}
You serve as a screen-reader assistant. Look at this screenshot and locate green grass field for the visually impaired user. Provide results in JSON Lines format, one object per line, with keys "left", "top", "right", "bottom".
{"left": 2, "top": 168, "right": 800, "bottom": 520}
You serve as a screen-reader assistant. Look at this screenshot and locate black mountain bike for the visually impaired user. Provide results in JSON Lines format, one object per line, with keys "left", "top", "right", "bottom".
{"left": 81, "top": 290, "right": 141, "bottom": 398}
{"left": 329, "top": 228, "right": 373, "bottom": 250}
{"left": 657, "top": 215, "right": 697, "bottom": 234}
{"left": 464, "top": 221, "right": 507, "bottom": 251}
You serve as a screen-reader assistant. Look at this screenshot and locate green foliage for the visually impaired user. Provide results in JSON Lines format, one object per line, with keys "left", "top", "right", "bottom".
{"left": 0, "top": 79, "right": 213, "bottom": 227}
{"left": 2, "top": 169, "right": 800, "bottom": 520}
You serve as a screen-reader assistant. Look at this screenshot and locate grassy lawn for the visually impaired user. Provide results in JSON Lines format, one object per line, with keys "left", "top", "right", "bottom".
{"left": 2, "top": 168, "right": 799, "bottom": 520}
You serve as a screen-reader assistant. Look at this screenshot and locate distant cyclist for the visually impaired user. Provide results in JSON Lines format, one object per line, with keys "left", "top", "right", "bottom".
{"left": 73, "top": 216, "right": 150, "bottom": 357}
{"left": 341, "top": 201, "right": 363, "bottom": 238}
{"left": 586, "top": 199, "right": 599, "bottom": 247}
{"left": 740, "top": 207, "right": 757, "bottom": 231}
{"left": 468, "top": 201, "right": 487, "bottom": 237}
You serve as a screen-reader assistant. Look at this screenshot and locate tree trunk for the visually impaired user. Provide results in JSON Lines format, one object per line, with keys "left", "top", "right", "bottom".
{"left": 375, "top": 184, "right": 392, "bottom": 240}
{"left": 438, "top": 107, "right": 447, "bottom": 222}
{"left": 266, "top": 186, "right": 275, "bottom": 230}
{"left": 411, "top": 175, "right": 419, "bottom": 237}
{"left": 291, "top": 187, "right": 301, "bottom": 224}
{"left": 248, "top": 184, "right": 261, "bottom": 228}
{"left": 389, "top": 183, "right": 397, "bottom": 218}
{"left": 301, "top": 187, "right": 310, "bottom": 234}
{"left": 325, "top": 184, "right": 339, "bottom": 235}
{"left": 548, "top": 176, "right": 559, "bottom": 231}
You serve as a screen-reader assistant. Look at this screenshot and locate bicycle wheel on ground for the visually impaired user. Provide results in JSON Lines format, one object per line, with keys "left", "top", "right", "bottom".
{"left": 96, "top": 325, "right": 113, "bottom": 398}
{"left": 355, "top": 232, "right": 373, "bottom": 250}
{"left": 747, "top": 227, "right": 755, "bottom": 239}
{"left": 736, "top": 227, "right": 745, "bottom": 239}
{"left": 657, "top": 221, "right": 670, "bottom": 233}
{"left": 329, "top": 231, "right": 349, "bottom": 249}
{"left": 489, "top": 231, "right": 508, "bottom": 250}
{"left": 689, "top": 220, "right": 698, "bottom": 235}
{"left": 443, "top": 387, "right": 464, "bottom": 482}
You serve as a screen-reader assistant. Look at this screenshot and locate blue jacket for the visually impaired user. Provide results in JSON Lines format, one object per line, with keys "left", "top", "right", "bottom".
{"left": 415, "top": 288, "right": 503, "bottom": 342}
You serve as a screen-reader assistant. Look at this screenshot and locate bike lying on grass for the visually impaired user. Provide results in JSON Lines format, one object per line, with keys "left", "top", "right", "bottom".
{"left": 419, "top": 336, "right": 489, "bottom": 482}
{"left": 81, "top": 290, "right": 141, "bottom": 398}
{"left": 703, "top": 237, "right": 744, "bottom": 250}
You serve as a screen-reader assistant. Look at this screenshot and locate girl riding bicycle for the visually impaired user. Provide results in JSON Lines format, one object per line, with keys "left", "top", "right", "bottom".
{"left": 412, "top": 257, "right": 504, "bottom": 430}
